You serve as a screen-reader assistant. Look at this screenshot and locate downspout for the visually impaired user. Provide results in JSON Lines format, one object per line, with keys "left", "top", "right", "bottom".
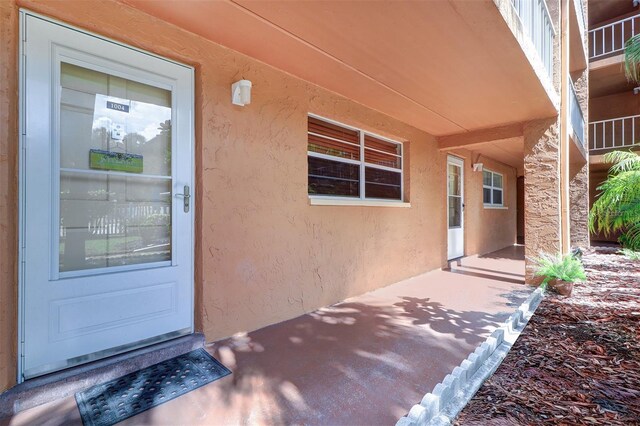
{"left": 560, "top": 0, "right": 571, "bottom": 254}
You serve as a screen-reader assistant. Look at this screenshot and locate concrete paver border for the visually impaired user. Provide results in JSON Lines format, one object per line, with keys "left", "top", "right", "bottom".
{"left": 397, "top": 286, "right": 545, "bottom": 426}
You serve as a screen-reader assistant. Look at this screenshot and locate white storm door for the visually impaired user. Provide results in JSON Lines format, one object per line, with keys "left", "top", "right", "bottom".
{"left": 447, "top": 156, "right": 464, "bottom": 260}
{"left": 21, "top": 13, "right": 194, "bottom": 379}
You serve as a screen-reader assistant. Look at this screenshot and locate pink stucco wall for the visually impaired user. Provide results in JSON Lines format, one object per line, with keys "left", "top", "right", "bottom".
{"left": 0, "top": 0, "right": 517, "bottom": 391}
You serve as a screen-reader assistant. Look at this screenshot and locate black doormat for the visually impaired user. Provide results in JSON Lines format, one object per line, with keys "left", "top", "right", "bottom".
{"left": 75, "top": 348, "right": 231, "bottom": 426}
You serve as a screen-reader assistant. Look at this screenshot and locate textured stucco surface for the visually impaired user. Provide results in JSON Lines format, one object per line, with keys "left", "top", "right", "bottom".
{"left": 0, "top": 2, "right": 19, "bottom": 393}
{"left": 569, "top": 53, "right": 589, "bottom": 249}
{"left": 523, "top": 118, "right": 561, "bottom": 281}
{"left": 0, "top": 0, "right": 526, "bottom": 391}
{"left": 570, "top": 161, "right": 590, "bottom": 248}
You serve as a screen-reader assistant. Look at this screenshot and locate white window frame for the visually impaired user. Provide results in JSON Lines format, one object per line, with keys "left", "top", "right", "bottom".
{"left": 483, "top": 169, "right": 504, "bottom": 208}
{"left": 307, "top": 113, "right": 406, "bottom": 205}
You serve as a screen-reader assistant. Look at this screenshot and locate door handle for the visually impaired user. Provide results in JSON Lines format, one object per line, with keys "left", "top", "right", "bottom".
{"left": 176, "top": 185, "right": 190, "bottom": 213}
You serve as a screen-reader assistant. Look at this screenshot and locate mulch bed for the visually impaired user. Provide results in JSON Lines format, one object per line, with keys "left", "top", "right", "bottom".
{"left": 455, "top": 247, "right": 640, "bottom": 425}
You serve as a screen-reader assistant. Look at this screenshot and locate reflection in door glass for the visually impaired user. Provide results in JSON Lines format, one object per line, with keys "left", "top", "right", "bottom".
{"left": 59, "top": 63, "right": 173, "bottom": 272}
{"left": 448, "top": 196, "right": 461, "bottom": 228}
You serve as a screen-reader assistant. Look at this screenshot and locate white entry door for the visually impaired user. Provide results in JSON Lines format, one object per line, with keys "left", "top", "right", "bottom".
{"left": 447, "top": 156, "right": 464, "bottom": 260}
{"left": 21, "top": 13, "right": 194, "bottom": 380}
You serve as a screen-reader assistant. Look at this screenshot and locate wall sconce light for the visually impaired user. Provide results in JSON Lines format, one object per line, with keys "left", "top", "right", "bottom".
{"left": 231, "top": 79, "right": 252, "bottom": 106}
{"left": 634, "top": 86, "right": 640, "bottom": 95}
{"left": 472, "top": 163, "right": 484, "bottom": 172}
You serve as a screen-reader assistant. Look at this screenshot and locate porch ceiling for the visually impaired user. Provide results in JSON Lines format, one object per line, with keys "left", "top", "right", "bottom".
{"left": 438, "top": 124, "right": 524, "bottom": 174}
{"left": 588, "top": 0, "right": 636, "bottom": 27}
{"left": 474, "top": 137, "right": 524, "bottom": 173}
{"left": 122, "top": 0, "right": 556, "bottom": 136}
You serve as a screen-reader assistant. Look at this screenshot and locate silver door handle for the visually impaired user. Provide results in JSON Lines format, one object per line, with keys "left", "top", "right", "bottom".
{"left": 176, "top": 185, "right": 190, "bottom": 213}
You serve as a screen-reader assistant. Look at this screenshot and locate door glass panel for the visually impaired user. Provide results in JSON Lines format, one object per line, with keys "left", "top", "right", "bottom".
{"left": 59, "top": 63, "right": 172, "bottom": 273}
{"left": 448, "top": 164, "right": 460, "bottom": 196}
{"left": 448, "top": 196, "right": 461, "bottom": 228}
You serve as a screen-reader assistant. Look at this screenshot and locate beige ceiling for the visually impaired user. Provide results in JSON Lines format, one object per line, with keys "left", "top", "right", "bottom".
{"left": 123, "top": 0, "right": 556, "bottom": 136}
{"left": 476, "top": 138, "right": 525, "bottom": 172}
{"left": 449, "top": 137, "right": 524, "bottom": 175}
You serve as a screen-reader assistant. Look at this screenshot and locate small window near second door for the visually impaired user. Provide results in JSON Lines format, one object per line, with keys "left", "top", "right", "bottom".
{"left": 483, "top": 170, "right": 503, "bottom": 207}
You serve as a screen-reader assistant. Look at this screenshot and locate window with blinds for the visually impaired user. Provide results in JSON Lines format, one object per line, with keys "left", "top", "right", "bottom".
{"left": 307, "top": 115, "right": 403, "bottom": 201}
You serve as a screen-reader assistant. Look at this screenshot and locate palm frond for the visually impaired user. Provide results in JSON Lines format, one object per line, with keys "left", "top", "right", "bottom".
{"left": 589, "top": 170, "right": 640, "bottom": 235}
{"left": 625, "top": 34, "right": 640, "bottom": 83}
{"left": 604, "top": 150, "right": 640, "bottom": 174}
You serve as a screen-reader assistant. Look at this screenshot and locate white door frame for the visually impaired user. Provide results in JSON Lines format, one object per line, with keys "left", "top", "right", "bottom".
{"left": 18, "top": 10, "right": 195, "bottom": 382}
{"left": 447, "top": 155, "right": 465, "bottom": 260}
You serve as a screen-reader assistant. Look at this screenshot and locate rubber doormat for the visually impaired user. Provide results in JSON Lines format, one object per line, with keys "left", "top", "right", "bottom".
{"left": 76, "top": 348, "right": 231, "bottom": 426}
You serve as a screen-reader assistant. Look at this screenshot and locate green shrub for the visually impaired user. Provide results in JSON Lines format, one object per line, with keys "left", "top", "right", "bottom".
{"left": 589, "top": 151, "right": 640, "bottom": 250}
{"left": 532, "top": 253, "right": 587, "bottom": 285}
{"left": 619, "top": 233, "right": 640, "bottom": 252}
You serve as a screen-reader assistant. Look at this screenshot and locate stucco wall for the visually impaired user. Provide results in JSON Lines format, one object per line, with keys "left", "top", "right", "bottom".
{"left": 0, "top": 1, "right": 19, "bottom": 393}
{"left": 569, "top": 55, "right": 589, "bottom": 249}
{"left": 0, "top": 0, "right": 519, "bottom": 391}
{"left": 570, "top": 161, "right": 590, "bottom": 248}
{"left": 590, "top": 92, "right": 640, "bottom": 122}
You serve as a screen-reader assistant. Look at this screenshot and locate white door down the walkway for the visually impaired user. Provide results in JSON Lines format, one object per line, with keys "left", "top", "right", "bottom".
{"left": 447, "top": 155, "right": 464, "bottom": 259}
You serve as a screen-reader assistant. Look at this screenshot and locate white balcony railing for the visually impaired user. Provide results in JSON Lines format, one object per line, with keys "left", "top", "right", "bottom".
{"left": 589, "top": 15, "right": 640, "bottom": 59}
{"left": 511, "top": 0, "right": 555, "bottom": 79}
{"left": 569, "top": 79, "right": 585, "bottom": 148}
{"left": 590, "top": 115, "right": 640, "bottom": 152}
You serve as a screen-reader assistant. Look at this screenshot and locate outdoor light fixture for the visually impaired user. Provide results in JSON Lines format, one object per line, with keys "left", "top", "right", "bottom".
{"left": 231, "top": 79, "right": 252, "bottom": 106}
{"left": 472, "top": 163, "right": 484, "bottom": 172}
{"left": 634, "top": 86, "right": 640, "bottom": 95}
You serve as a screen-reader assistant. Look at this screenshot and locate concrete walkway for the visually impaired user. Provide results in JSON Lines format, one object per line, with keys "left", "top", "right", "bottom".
{"left": 2, "top": 245, "right": 531, "bottom": 426}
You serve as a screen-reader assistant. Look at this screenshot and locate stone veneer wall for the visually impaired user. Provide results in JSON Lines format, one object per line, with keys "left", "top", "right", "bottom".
{"left": 524, "top": 118, "right": 562, "bottom": 281}
{"left": 522, "top": 0, "right": 563, "bottom": 282}
{"left": 569, "top": 0, "right": 589, "bottom": 249}
{"left": 570, "top": 161, "right": 590, "bottom": 248}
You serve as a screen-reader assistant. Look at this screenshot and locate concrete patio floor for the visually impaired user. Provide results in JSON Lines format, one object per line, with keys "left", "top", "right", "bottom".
{"left": 2, "top": 245, "right": 531, "bottom": 426}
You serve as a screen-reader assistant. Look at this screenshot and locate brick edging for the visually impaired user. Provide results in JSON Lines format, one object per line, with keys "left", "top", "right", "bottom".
{"left": 397, "top": 286, "right": 545, "bottom": 426}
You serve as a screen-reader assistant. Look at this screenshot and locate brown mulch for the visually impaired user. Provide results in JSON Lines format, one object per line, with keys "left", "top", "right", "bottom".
{"left": 455, "top": 247, "right": 640, "bottom": 426}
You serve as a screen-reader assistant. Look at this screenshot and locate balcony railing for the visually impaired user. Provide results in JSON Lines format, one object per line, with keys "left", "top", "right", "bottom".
{"left": 569, "top": 79, "right": 585, "bottom": 148}
{"left": 589, "top": 115, "right": 640, "bottom": 152}
{"left": 589, "top": 15, "right": 640, "bottom": 59}
{"left": 511, "top": 0, "right": 555, "bottom": 79}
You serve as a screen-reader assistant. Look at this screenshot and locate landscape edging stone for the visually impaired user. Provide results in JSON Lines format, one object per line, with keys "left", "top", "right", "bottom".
{"left": 397, "top": 286, "right": 545, "bottom": 426}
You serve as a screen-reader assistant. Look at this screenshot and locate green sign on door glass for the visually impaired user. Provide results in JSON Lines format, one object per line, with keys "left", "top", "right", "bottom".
{"left": 89, "top": 149, "right": 143, "bottom": 173}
